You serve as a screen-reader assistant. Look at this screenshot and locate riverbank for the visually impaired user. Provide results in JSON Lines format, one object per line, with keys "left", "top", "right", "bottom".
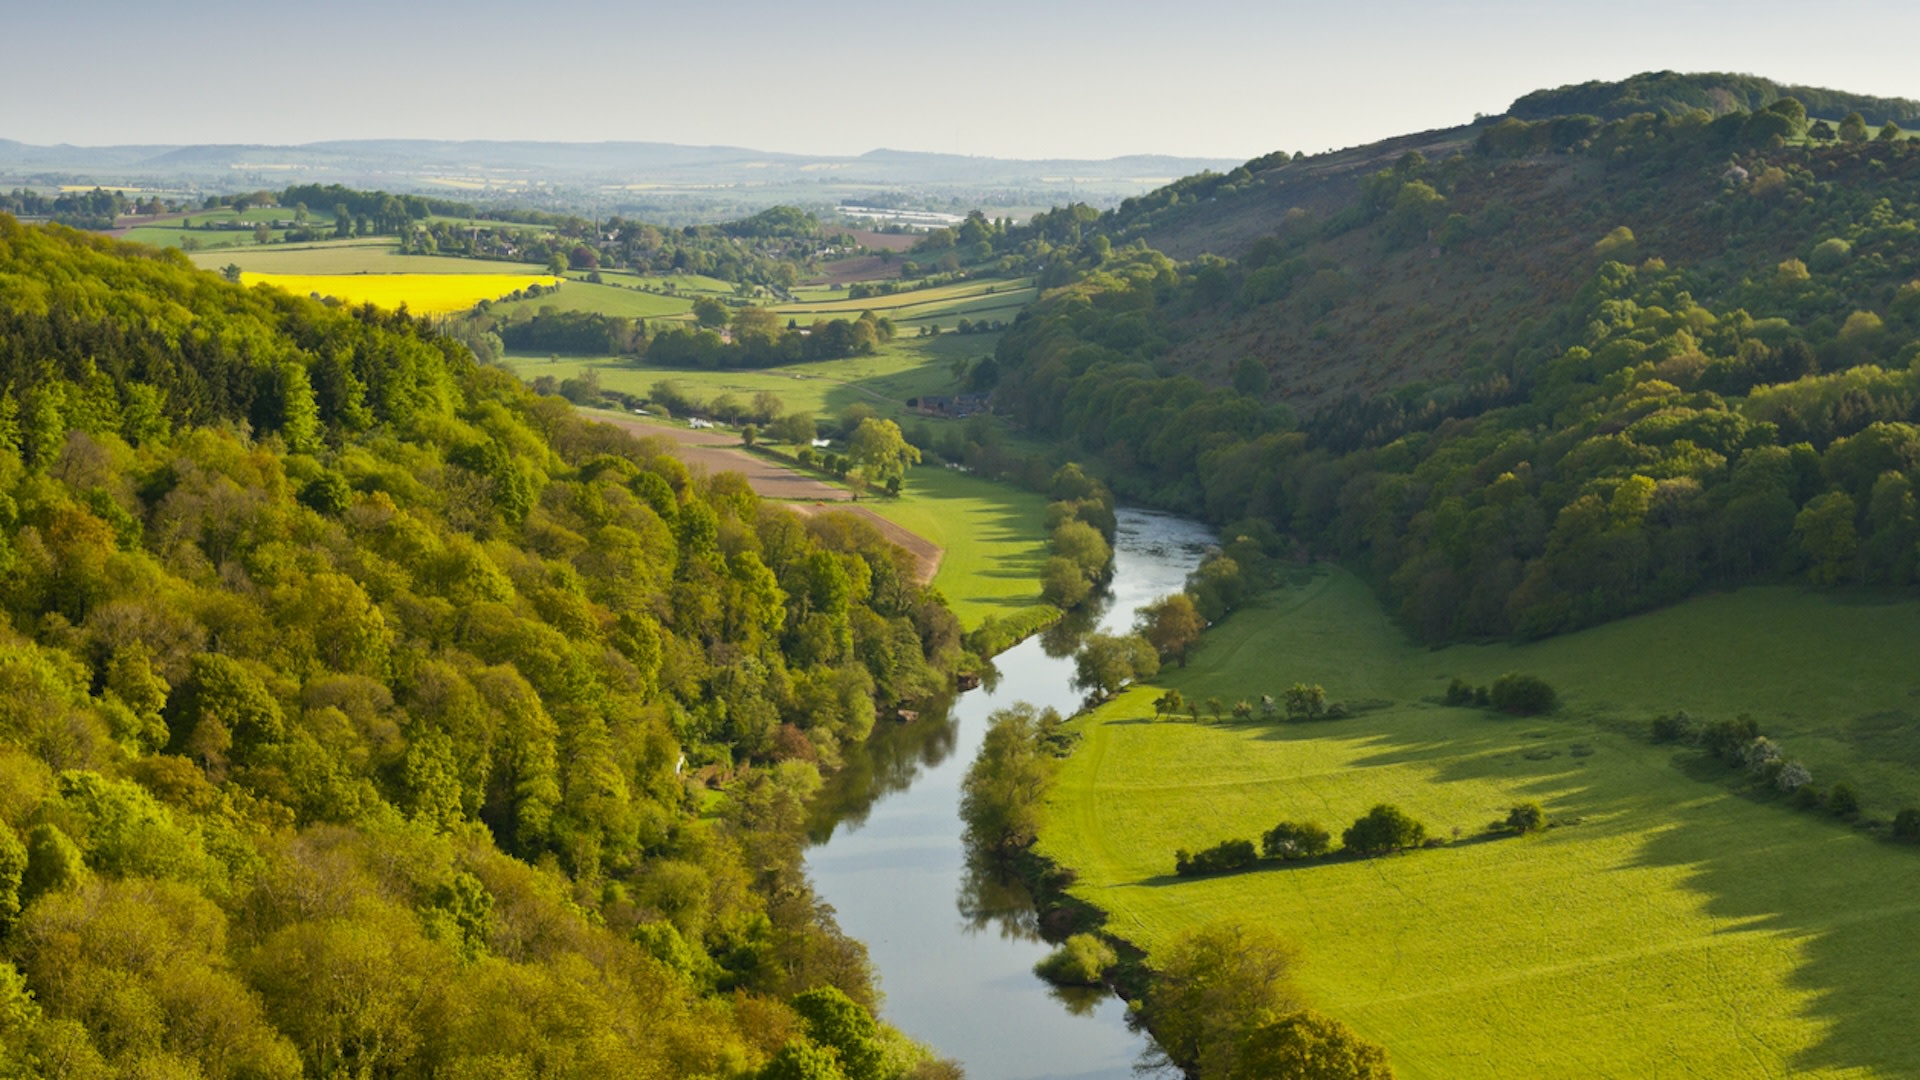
{"left": 804, "top": 510, "right": 1215, "bottom": 1079}
{"left": 1038, "top": 566, "right": 1920, "bottom": 1078}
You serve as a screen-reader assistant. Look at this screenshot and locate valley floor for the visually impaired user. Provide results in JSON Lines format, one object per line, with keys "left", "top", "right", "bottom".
{"left": 1040, "top": 569, "right": 1920, "bottom": 1078}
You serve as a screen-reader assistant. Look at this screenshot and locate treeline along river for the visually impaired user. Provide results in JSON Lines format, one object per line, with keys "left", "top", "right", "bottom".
{"left": 805, "top": 509, "right": 1216, "bottom": 1079}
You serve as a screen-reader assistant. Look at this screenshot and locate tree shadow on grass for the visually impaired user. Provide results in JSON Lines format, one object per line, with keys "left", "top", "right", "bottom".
{"left": 1621, "top": 797, "right": 1920, "bottom": 1076}
{"left": 1235, "top": 708, "right": 1920, "bottom": 1075}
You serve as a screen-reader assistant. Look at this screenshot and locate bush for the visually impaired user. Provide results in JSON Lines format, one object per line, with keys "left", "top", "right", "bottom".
{"left": 1506, "top": 802, "right": 1547, "bottom": 834}
{"left": 1699, "top": 714, "right": 1760, "bottom": 763}
{"left": 1175, "top": 838, "right": 1259, "bottom": 877}
{"left": 1283, "top": 682, "right": 1328, "bottom": 721}
{"left": 1650, "top": 710, "right": 1694, "bottom": 742}
{"left": 1828, "top": 783, "right": 1861, "bottom": 817}
{"left": 1261, "top": 821, "right": 1332, "bottom": 861}
{"left": 1033, "top": 933, "right": 1118, "bottom": 986}
{"left": 1442, "top": 677, "right": 1475, "bottom": 706}
{"left": 1775, "top": 761, "right": 1813, "bottom": 792}
{"left": 1342, "top": 804, "right": 1427, "bottom": 857}
{"left": 1894, "top": 808, "right": 1920, "bottom": 841}
{"left": 1489, "top": 673, "right": 1557, "bottom": 715}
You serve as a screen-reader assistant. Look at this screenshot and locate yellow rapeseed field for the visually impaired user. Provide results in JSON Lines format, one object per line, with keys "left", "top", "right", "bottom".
{"left": 243, "top": 272, "right": 560, "bottom": 315}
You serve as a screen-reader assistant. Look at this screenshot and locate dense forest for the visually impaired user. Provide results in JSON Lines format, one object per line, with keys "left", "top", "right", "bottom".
{"left": 0, "top": 217, "right": 966, "bottom": 1078}
{"left": 991, "top": 100, "right": 1920, "bottom": 641}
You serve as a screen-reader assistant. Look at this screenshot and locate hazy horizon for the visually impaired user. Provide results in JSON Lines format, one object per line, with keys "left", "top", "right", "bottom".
{"left": 10, "top": 0, "right": 1920, "bottom": 161}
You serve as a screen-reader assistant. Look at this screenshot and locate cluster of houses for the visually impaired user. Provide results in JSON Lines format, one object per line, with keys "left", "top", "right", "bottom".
{"left": 908, "top": 393, "right": 991, "bottom": 418}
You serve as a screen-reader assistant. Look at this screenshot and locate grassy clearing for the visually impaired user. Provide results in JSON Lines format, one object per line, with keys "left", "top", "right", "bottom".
{"left": 243, "top": 272, "right": 559, "bottom": 315}
{"left": 863, "top": 466, "right": 1053, "bottom": 629}
{"left": 1041, "top": 568, "right": 1920, "bottom": 1078}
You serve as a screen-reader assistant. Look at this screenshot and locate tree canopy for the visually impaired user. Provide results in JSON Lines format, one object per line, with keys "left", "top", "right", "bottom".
{"left": 0, "top": 217, "right": 963, "bottom": 1076}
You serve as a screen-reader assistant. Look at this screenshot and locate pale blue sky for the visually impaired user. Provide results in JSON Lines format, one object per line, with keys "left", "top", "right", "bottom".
{"left": 8, "top": 0, "right": 1920, "bottom": 160}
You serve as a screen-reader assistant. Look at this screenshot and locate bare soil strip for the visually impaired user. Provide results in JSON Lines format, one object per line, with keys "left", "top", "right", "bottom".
{"left": 588, "top": 411, "right": 943, "bottom": 585}
{"left": 786, "top": 502, "right": 943, "bottom": 586}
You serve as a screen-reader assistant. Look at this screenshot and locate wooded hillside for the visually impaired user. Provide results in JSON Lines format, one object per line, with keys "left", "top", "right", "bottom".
{"left": 992, "top": 97, "right": 1920, "bottom": 641}
{"left": 0, "top": 218, "right": 960, "bottom": 1078}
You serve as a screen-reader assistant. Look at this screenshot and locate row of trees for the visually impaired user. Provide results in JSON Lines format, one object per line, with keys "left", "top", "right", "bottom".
{"left": 1175, "top": 804, "right": 1432, "bottom": 878}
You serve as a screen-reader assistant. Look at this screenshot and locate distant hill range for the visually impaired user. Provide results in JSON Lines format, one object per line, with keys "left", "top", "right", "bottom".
{"left": 0, "top": 138, "right": 1240, "bottom": 221}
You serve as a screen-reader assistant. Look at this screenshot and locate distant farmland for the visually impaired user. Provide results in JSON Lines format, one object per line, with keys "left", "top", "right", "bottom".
{"left": 242, "top": 272, "right": 558, "bottom": 314}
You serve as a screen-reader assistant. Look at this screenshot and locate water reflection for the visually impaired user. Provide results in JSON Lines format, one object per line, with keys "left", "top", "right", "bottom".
{"left": 802, "top": 509, "right": 1217, "bottom": 1080}
{"left": 1040, "top": 599, "right": 1106, "bottom": 658}
{"left": 807, "top": 696, "right": 962, "bottom": 843}
{"left": 956, "top": 851, "right": 1043, "bottom": 942}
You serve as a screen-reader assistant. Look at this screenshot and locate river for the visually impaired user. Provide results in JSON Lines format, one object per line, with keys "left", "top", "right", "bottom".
{"left": 805, "top": 509, "right": 1216, "bottom": 1079}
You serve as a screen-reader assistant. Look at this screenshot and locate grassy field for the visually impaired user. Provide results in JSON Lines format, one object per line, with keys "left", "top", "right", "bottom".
{"left": 190, "top": 240, "right": 548, "bottom": 276}
{"left": 499, "top": 331, "right": 995, "bottom": 425}
{"left": 1041, "top": 569, "right": 1920, "bottom": 1078}
{"left": 242, "top": 272, "right": 559, "bottom": 314}
{"left": 774, "top": 278, "right": 1035, "bottom": 329}
{"left": 863, "top": 466, "right": 1053, "bottom": 630}
{"left": 486, "top": 278, "right": 698, "bottom": 320}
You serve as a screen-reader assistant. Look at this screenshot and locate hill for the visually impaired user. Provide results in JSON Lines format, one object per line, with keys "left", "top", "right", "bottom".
{"left": 0, "top": 217, "right": 965, "bottom": 1077}
{"left": 988, "top": 76, "right": 1920, "bottom": 641}
{"left": 0, "top": 138, "right": 1241, "bottom": 223}
{"left": 1509, "top": 70, "right": 1920, "bottom": 125}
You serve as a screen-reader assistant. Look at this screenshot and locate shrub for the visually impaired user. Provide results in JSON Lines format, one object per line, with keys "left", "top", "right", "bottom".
{"left": 1489, "top": 673, "right": 1557, "bottom": 715}
{"left": 1282, "top": 682, "right": 1328, "bottom": 721}
{"left": 1741, "top": 737, "right": 1783, "bottom": 774}
{"left": 1650, "top": 710, "right": 1694, "bottom": 742}
{"left": 1699, "top": 714, "right": 1760, "bottom": 763}
{"left": 1261, "top": 821, "right": 1332, "bottom": 861}
{"left": 1894, "top": 808, "right": 1920, "bottom": 842}
{"left": 1775, "top": 761, "right": 1812, "bottom": 792}
{"left": 1175, "top": 838, "right": 1259, "bottom": 877}
{"left": 1033, "top": 933, "right": 1118, "bottom": 986}
{"left": 1442, "top": 677, "right": 1475, "bottom": 706}
{"left": 1229, "top": 1010, "right": 1394, "bottom": 1079}
{"left": 1342, "top": 804, "right": 1427, "bottom": 856}
{"left": 1828, "top": 783, "right": 1861, "bottom": 817}
{"left": 1506, "top": 803, "right": 1547, "bottom": 834}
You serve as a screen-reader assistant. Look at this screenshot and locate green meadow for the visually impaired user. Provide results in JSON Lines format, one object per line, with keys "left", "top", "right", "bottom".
{"left": 486, "top": 277, "right": 698, "bottom": 320}
{"left": 864, "top": 465, "right": 1054, "bottom": 630}
{"left": 775, "top": 278, "right": 1036, "bottom": 329}
{"left": 1042, "top": 569, "right": 1920, "bottom": 1078}
{"left": 499, "top": 331, "right": 997, "bottom": 427}
{"left": 188, "top": 239, "right": 547, "bottom": 276}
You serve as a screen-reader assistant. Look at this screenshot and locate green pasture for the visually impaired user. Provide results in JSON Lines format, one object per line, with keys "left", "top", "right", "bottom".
{"left": 499, "top": 331, "right": 996, "bottom": 425}
{"left": 487, "top": 278, "right": 696, "bottom": 320}
{"left": 775, "top": 278, "right": 1034, "bottom": 328}
{"left": 122, "top": 226, "right": 253, "bottom": 251}
{"left": 1042, "top": 568, "right": 1920, "bottom": 1078}
{"left": 864, "top": 465, "right": 1053, "bottom": 630}
{"left": 188, "top": 240, "right": 546, "bottom": 276}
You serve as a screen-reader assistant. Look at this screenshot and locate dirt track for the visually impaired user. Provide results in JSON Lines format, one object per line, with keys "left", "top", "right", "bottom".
{"left": 786, "top": 502, "right": 943, "bottom": 586}
{"left": 589, "top": 411, "right": 942, "bottom": 585}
